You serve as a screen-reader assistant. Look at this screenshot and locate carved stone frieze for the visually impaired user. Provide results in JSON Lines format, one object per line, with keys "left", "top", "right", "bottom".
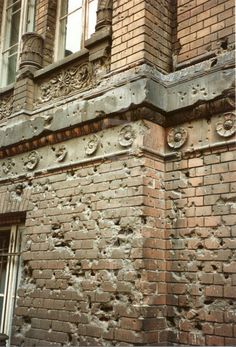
{"left": 85, "top": 135, "right": 100, "bottom": 155}
{"left": 118, "top": 125, "right": 136, "bottom": 147}
{"left": 216, "top": 113, "right": 236, "bottom": 137}
{"left": 167, "top": 127, "right": 188, "bottom": 149}
{"left": 24, "top": 151, "right": 40, "bottom": 170}
{"left": 0, "top": 95, "right": 13, "bottom": 121}
{"left": 0, "top": 122, "right": 144, "bottom": 182}
{"left": 37, "top": 62, "right": 93, "bottom": 103}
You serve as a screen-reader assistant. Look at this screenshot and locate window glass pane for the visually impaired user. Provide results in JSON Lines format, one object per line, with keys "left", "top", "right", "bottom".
{"left": 7, "top": 0, "right": 21, "bottom": 11}
{"left": 60, "top": 8, "right": 82, "bottom": 57}
{"left": 0, "top": 231, "right": 10, "bottom": 294}
{"left": 88, "top": 0, "right": 98, "bottom": 38}
{"left": 0, "top": 297, "right": 3, "bottom": 328}
{"left": 61, "top": 0, "right": 82, "bottom": 17}
{"left": 0, "top": 263, "right": 7, "bottom": 294}
{"left": 26, "top": 0, "right": 36, "bottom": 32}
{"left": 7, "top": 53, "right": 18, "bottom": 84}
{"left": 8, "top": 8, "right": 21, "bottom": 47}
{"left": 9, "top": 44, "right": 18, "bottom": 55}
{"left": 68, "top": 0, "right": 82, "bottom": 14}
{"left": 0, "top": 226, "right": 21, "bottom": 339}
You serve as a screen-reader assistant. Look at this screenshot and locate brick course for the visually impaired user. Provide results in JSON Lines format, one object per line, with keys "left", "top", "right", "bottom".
{"left": 175, "top": 0, "right": 235, "bottom": 67}
{"left": 165, "top": 140, "right": 236, "bottom": 345}
{"left": 111, "top": 0, "right": 174, "bottom": 72}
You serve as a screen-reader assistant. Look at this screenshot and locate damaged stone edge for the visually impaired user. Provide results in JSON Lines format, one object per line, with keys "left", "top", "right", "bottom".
{"left": 0, "top": 149, "right": 132, "bottom": 184}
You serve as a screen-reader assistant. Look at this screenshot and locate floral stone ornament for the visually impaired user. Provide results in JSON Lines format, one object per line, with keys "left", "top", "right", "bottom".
{"left": 24, "top": 151, "right": 40, "bottom": 170}
{"left": 167, "top": 127, "right": 188, "bottom": 149}
{"left": 118, "top": 125, "right": 135, "bottom": 147}
{"left": 55, "top": 146, "right": 67, "bottom": 162}
{"left": 2, "top": 158, "right": 15, "bottom": 174}
{"left": 85, "top": 135, "right": 100, "bottom": 155}
{"left": 216, "top": 113, "right": 236, "bottom": 138}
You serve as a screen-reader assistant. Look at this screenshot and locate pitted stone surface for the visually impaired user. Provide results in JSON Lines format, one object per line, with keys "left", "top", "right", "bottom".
{"left": 0, "top": 121, "right": 146, "bottom": 181}
{"left": 0, "top": 58, "right": 235, "bottom": 149}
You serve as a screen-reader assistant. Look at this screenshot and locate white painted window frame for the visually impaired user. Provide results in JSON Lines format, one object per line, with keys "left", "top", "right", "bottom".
{"left": 0, "top": 0, "right": 36, "bottom": 87}
{"left": 55, "top": 0, "right": 98, "bottom": 61}
{"left": 0, "top": 225, "right": 22, "bottom": 347}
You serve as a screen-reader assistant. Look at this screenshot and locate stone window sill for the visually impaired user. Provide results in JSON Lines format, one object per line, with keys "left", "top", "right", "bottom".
{"left": 34, "top": 48, "right": 89, "bottom": 79}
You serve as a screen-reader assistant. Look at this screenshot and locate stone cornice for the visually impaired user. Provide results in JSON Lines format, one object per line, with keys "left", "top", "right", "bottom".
{"left": 0, "top": 117, "right": 235, "bottom": 182}
{"left": 0, "top": 52, "right": 234, "bottom": 152}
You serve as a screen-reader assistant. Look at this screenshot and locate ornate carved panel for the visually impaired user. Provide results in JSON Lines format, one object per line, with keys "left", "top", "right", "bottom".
{"left": 0, "top": 94, "right": 13, "bottom": 121}
{"left": 36, "top": 62, "right": 94, "bottom": 104}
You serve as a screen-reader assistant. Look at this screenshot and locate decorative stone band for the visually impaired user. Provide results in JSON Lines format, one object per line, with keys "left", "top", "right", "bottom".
{"left": 167, "top": 112, "right": 236, "bottom": 150}
{"left": 1, "top": 117, "right": 235, "bottom": 182}
{"left": 0, "top": 117, "right": 126, "bottom": 159}
{"left": 0, "top": 123, "right": 140, "bottom": 182}
{"left": 20, "top": 32, "right": 44, "bottom": 69}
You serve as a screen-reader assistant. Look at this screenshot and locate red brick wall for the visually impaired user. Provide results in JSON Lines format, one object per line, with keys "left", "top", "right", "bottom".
{"left": 175, "top": 0, "right": 235, "bottom": 67}
{"left": 35, "top": 0, "right": 57, "bottom": 66}
{"left": 111, "top": 0, "right": 174, "bottom": 73}
{"left": 9, "top": 155, "right": 152, "bottom": 346}
{"left": 165, "top": 143, "right": 236, "bottom": 345}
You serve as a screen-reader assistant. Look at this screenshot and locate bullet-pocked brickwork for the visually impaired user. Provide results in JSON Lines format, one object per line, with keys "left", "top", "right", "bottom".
{"left": 35, "top": 0, "right": 57, "bottom": 66}
{"left": 0, "top": 0, "right": 235, "bottom": 346}
{"left": 165, "top": 148, "right": 236, "bottom": 345}
{"left": 175, "top": 0, "right": 235, "bottom": 66}
{"left": 10, "top": 154, "right": 167, "bottom": 346}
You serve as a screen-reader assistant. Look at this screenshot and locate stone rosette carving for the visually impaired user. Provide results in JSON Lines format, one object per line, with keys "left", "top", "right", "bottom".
{"left": 118, "top": 125, "right": 135, "bottom": 147}
{"left": 54, "top": 146, "right": 67, "bottom": 162}
{"left": 216, "top": 113, "right": 236, "bottom": 137}
{"left": 167, "top": 127, "right": 188, "bottom": 149}
{"left": 85, "top": 135, "right": 100, "bottom": 155}
{"left": 38, "top": 62, "right": 93, "bottom": 103}
{"left": 24, "top": 151, "right": 40, "bottom": 170}
{"left": 0, "top": 95, "right": 13, "bottom": 121}
{"left": 2, "top": 158, "right": 15, "bottom": 174}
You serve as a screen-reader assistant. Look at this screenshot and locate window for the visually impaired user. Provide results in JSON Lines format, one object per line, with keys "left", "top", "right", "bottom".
{"left": 0, "top": 0, "right": 36, "bottom": 87}
{"left": 56, "top": 0, "right": 98, "bottom": 59}
{"left": 0, "top": 225, "right": 21, "bottom": 344}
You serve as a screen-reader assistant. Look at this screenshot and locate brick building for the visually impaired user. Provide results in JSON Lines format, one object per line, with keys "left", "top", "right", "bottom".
{"left": 0, "top": 0, "right": 235, "bottom": 346}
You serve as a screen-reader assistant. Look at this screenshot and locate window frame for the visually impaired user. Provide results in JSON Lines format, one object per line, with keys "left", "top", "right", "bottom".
{"left": 0, "top": 0, "right": 36, "bottom": 87}
{"left": 55, "top": 0, "right": 98, "bottom": 61}
{"left": 0, "top": 224, "right": 22, "bottom": 345}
